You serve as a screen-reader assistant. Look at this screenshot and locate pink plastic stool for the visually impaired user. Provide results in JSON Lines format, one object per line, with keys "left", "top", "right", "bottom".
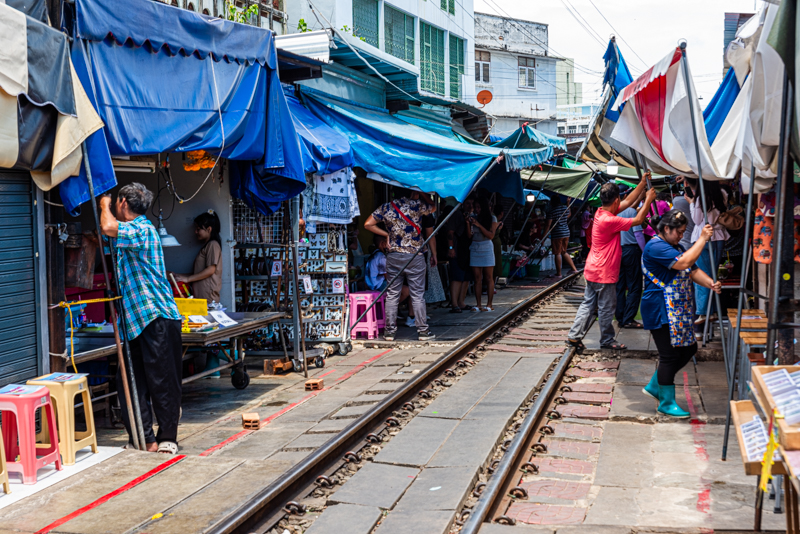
{"left": 365, "top": 291, "right": 386, "bottom": 330}
{"left": 0, "top": 385, "right": 62, "bottom": 484}
{"left": 349, "top": 291, "right": 386, "bottom": 339}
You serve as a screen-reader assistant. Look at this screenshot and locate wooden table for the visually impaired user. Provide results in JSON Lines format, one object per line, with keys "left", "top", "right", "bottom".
{"left": 68, "top": 312, "right": 286, "bottom": 390}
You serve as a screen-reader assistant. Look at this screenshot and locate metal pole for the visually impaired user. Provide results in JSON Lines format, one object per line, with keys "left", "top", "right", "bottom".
{"left": 349, "top": 156, "right": 503, "bottom": 333}
{"left": 511, "top": 164, "right": 553, "bottom": 251}
{"left": 508, "top": 179, "right": 594, "bottom": 281}
{"left": 83, "top": 145, "right": 146, "bottom": 451}
{"left": 629, "top": 149, "right": 659, "bottom": 234}
{"left": 289, "top": 196, "right": 306, "bottom": 374}
{"left": 721, "top": 165, "right": 757, "bottom": 461}
{"left": 766, "top": 72, "right": 795, "bottom": 366}
{"left": 679, "top": 42, "right": 729, "bottom": 370}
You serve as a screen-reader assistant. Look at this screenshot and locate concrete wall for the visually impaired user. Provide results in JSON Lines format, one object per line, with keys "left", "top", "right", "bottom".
{"left": 68, "top": 164, "right": 236, "bottom": 310}
{"left": 556, "top": 58, "right": 582, "bottom": 107}
{"left": 473, "top": 11, "right": 547, "bottom": 56}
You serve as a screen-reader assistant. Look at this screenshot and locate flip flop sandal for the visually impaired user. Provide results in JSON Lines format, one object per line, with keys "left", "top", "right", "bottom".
{"left": 623, "top": 322, "right": 643, "bottom": 329}
{"left": 157, "top": 441, "right": 179, "bottom": 454}
{"left": 601, "top": 343, "right": 627, "bottom": 350}
{"left": 566, "top": 338, "right": 586, "bottom": 351}
{"left": 482, "top": 307, "right": 494, "bottom": 312}
{"left": 449, "top": 307, "right": 463, "bottom": 314}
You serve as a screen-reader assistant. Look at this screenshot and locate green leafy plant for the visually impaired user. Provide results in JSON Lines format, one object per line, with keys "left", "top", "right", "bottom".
{"left": 297, "top": 18, "right": 309, "bottom": 32}
{"left": 340, "top": 25, "right": 366, "bottom": 42}
{"left": 226, "top": 1, "right": 258, "bottom": 24}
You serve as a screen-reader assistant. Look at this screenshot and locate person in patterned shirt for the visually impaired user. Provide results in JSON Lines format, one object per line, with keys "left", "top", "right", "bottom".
{"left": 365, "top": 189, "right": 436, "bottom": 341}
{"left": 100, "top": 183, "right": 183, "bottom": 454}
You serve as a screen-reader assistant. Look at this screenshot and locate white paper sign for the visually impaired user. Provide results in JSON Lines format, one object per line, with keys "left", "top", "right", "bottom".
{"left": 210, "top": 311, "right": 237, "bottom": 327}
{"left": 188, "top": 315, "right": 210, "bottom": 324}
{"left": 301, "top": 275, "right": 313, "bottom": 294}
{"left": 331, "top": 278, "right": 344, "bottom": 294}
{"left": 271, "top": 260, "right": 282, "bottom": 277}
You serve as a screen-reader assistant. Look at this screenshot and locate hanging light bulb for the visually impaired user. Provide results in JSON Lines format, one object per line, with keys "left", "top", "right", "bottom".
{"left": 606, "top": 156, "right": 619, "bottom": 176}
{"left": 526, "top": 192, "right": 536, "bottom": 203}
{"left": 157, "top": 210, "right": 181, "bottom": 247}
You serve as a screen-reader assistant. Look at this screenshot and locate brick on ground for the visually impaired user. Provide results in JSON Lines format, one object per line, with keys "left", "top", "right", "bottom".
{"left": 552, "top": 422, "right": 602, "bottom": 441}
{"left": 521, "top": 480, "right": 592, "bottom": 500}
{"left": 566, "top": 368, "right": 617, "bottom": 378}
{"left": 505, "top": 503, "right": 587, "bottom": 525}
{"left": 562, "top": 392, "right": 612, "bottom": 405}
{"left": 566, "top": 383, "right": 613, "bottom": 393}
{"left": 576, "top": 361, "right": 620, "bottom": 370}
{"left": 536, "top": 458, "right": 595, "bottom": 476}
{"left": 541, "top": 439, "right": 600, "bottom": 459}
{"left": 556, "top": 405, "right": 610, "bottom": 420}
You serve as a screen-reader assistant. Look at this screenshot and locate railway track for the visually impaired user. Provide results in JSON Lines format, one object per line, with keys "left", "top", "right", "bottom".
{"left": 209, "top": 272, "right": 585, "bottom": 534}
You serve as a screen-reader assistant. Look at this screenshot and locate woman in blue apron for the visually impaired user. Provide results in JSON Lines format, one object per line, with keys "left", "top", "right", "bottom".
{"left": 640, "top": 210, "right": 721, "bottom": 418}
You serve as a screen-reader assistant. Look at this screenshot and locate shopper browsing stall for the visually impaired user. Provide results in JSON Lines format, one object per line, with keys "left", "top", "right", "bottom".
{"left": 545, "top": 195, "right": 577, "bottom": 277}
{"left": 467, "top": 196, "right": 498, "bottom": 311}
{"left": 365, "top": 189, "right": 436, "bottom": 341}
{"left": 567, "top": 179, "right": 656, "bottom": 351}
{"left": 99, "top": 183, "right": 183, "bottom": 454}
{"left": 640, "top": 210, "right": 720, "bottom": 418}
{"left": 174, "top": 211, "right": 223, "bottom": 303}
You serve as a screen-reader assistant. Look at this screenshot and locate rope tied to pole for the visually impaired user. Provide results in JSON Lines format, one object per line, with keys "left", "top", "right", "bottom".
{"left": 55, "top": 296, "right": 123, "bottom": 373}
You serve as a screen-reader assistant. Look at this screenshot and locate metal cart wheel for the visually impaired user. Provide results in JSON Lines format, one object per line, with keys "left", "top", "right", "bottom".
{"left": 292, "top": 359, "right": 303, "bottom": 373}
{"left": 337, "top": 342, "right": 352, "bottom": 356}
{"left": 231, "top": 367, "right": 250, "bottom": 390}
{"left": 314, "top": 356, "right": 325, "bottom": 368}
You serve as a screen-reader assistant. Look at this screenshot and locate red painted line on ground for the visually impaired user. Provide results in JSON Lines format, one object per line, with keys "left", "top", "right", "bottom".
{"left": 199, "top": 430, "right": 253, "bottom": 457}
{"left": 317, "top": 369, "right": 336, "bottom": 378}
{"left": 683, "top": 371, "right": 711, "bottom": 514}
{"left": 260, "top": 388, "right": 329, "bottom": 424}
{"left": 335, "top": 349, "right": 393, "bottom": 383}
{"left": 199, "top": 388, "right": 329, "bottom": 457}
{"left": 34, "top": 455, "right": 186, "bottom": 534}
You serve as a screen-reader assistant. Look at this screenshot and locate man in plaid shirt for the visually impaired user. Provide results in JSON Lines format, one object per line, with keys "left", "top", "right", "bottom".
{"left": 100, "top": 183, "right": 182, "bottom": 454}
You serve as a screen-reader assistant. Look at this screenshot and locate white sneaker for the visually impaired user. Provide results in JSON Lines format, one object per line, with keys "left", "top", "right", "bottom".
{"left": 405, "top": 316, "right": 416, "bottom": 327}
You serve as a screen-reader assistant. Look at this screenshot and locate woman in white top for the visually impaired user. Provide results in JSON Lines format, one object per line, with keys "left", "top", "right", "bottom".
{"left": 685, "top": 178, "right": 729, "bottom": 325}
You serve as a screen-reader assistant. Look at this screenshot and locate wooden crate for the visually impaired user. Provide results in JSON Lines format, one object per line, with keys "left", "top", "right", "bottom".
{"left": 264, "top": 358, "right": 293, "bottom": 375}
{"left": 751, "top": 365, "right": 800, "bottom": 450}
{"left": 730, "top": 400, "right": 787, "bottom": 476}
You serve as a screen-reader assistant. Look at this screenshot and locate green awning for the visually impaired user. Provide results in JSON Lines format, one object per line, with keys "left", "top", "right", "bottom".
{"left": 521, "top": 164, "right": 595, "bottom": 199}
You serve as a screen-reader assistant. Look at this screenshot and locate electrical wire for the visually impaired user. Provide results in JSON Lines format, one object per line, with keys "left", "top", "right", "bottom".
{"left": 560, "top": 0, "right": 607, "bottom": 48}
{"left": 586, "top": 0, "right": 649, "bottom": 71}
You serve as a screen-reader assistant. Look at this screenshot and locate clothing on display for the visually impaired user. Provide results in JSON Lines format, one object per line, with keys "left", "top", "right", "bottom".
{"left": 303, "top": 168, "right": 360, "bottom": 225}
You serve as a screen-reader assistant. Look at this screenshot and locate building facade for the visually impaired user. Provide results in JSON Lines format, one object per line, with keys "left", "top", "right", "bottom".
{"left": 284, "top": 0, "right": 475, "bottom": 103}
{"left": 556, "top": 58, "right": 582, "bottom": 107}
{"left": 470, "top": 12, "right": 561, "bottom": 137}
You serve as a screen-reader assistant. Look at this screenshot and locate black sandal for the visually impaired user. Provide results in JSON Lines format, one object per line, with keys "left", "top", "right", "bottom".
{"left": 623, "top": 322, "right": 643, "bottom": 329}
{"left": 566, "top": 338, "right": 586, "bottom": 350}
{"left": 601, "top": 342, "right": 627, "bottom": 350}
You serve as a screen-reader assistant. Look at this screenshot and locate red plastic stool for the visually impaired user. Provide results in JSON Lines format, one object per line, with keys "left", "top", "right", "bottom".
{"left": 349, "top": 291, "right": 385, "bottom": 339}
{"left": 0, "top": 385, "right": 62, "bottom": 484}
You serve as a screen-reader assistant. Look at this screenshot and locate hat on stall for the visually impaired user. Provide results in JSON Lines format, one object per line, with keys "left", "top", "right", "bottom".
{"left": 617, "top": 184, "right": 632, "bottom": 197}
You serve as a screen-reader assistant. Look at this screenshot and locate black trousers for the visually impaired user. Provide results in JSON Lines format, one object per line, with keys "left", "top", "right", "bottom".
{"left": 117, "top": 317, "right": 183, "bottom": 444}
{"left": 651, "top": 324, "right": 698, "bottom": 386}
{"left": 615, "top": 244, "right": 643, "bottom": 325}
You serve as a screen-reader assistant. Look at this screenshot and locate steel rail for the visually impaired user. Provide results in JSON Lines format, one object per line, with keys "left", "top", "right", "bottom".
{"left": 208, "top": 271, "right": 583, "bottom": 534}
{"left": 459, "top": 345, "right": 576, "bottom": 532}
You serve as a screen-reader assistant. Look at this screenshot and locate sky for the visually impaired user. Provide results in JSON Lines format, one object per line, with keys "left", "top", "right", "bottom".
{"left": 474, "top": 0, "right": 761, "bottom": 105}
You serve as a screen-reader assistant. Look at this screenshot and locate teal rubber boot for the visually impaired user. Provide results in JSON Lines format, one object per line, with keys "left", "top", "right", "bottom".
{"left": 642, "top": 372, "right": 660, "bottom": 401}
{"left": 657, "top": 385, "right": 690, "bottom": 419}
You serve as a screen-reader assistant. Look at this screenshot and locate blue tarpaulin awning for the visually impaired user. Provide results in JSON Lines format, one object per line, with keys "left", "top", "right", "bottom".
{"left": 491, "top": 124, "right": 567, "bottom": 151}
{"left": 301, "top": 89, "right": 553, "bottom": 204}
{"left": 284, "top": 88, "right": 353, "bottom": 175}
{"left": 59, "top": 0, "right": 306, "bottom": 215}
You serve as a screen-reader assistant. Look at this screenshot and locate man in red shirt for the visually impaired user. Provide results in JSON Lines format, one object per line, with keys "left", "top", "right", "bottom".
{"left": 567, "top": 178, "right": 656, "bottom": 350}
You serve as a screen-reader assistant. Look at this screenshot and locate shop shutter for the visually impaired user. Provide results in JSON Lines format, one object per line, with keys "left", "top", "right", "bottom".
{"left": 420, "top": 22, "right": 445, "bottom": 96}
{"left": 352, "top": 0, "right": 379, "bottom": 48}
{"left": 0, "top": 171, "right": 41, "bottom": 386}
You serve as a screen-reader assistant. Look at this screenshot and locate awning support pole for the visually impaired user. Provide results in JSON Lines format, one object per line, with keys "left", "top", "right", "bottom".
{"left": 766, "top": 71, "right": 795, "bottom": 366}
{"left": 289, "top": 196, "right": 307, "bottom": 376}
{"left": 349, "top": 156, "right": 503, "bottom": 334}
{"left": 679, "top": 42, "right": 729, "bottom": 374}
{"left": 508, "top": 178, "right": 595, "bottom": 282}
{"left": 511, "top": 164, "right": 554, "bottom": 252}
{"left": 83, "top": 143, "right": 146, "bottom": 451}
{"left": 721, "top": 164, "right": 757, "bottom": 461}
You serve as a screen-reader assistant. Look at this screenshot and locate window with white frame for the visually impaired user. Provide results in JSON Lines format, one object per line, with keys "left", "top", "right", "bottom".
{"left": 475, "top": 50, "right": 490, "bottom": 83}
{"left": 518, "top": 57, "right": 536, "bottom": 89}
{"left": 558, "top": 126, "right": 565, "bottom": 134}
{"left": 568, "top": 125, "right": 577, "bottom": 133}
{"left": 580, "top": 124, "right": 589, "bottom": 133}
